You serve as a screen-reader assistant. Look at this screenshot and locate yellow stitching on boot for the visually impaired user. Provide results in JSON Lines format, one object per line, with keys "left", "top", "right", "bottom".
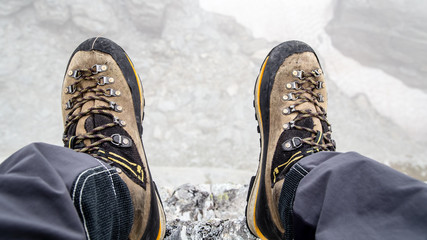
{"left": 284, "top": 155, "right": 304, "bottom": 169}
{"left": 276, "top": 151, "right": 302, "bottom": 169}
{"left": 273, "top": 151, "right": 303, "bottom": 183}
{"left": 316, "top": 134, "right": 322, "bottom": 144}
{"left": 109, "top": 152, "right": 137, "bottom": 166}
{"left": 273, "top": 168, "right": 280, "bottom": 183}
{"left": 107, "top": 156, "right": 138, "bottom": 177}
{"left": 68, "top": 136, "right": 75, "bottom": 148}
{"left": 107, "top": 153, "right": 144, "bottom": 182}
{"left": 273, "top": 155, "right": 305, "bottom": 183}
{"left": 136, "top": 165, "right": 144, "bottom": 182}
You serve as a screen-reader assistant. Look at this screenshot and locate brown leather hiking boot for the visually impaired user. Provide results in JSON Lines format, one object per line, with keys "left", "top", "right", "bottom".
{"left": 62, "top": 37, "right": 166, "bottom": 240}
{"left": 245, "top": 41, "right": 335, "bottom": 239}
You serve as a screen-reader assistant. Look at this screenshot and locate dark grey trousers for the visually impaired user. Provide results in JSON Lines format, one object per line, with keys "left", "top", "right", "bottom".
{"left": 1, "top": 144, "right": 426, "bottom": 239}
{"left": 0, "top": 143, "right": 133, "bottom": 240}
{"left": 279, "top": 151, "right": 427, "bottom": 240}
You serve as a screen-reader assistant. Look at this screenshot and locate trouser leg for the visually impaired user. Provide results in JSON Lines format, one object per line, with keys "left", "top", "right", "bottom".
{"left": 0, "top": 142, "right": 133, "bottom": 240}
{"left": 279, "top": 151, "right": 427, "bottom": 240}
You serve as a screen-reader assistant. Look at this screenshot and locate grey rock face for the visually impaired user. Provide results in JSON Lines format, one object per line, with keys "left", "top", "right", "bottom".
{"left": 326, "top": 0, "right": 427, "bottom": 91}
{"left": 161, "top": 184, "right": 256, "bottom": 240}
{"left": 125, "top": 0, "right": 170, "bottom": 36}
{"left": 0, "top": 0, "right": 32, "bottom": 16}
{"left": 70, "top": 0, "right": 119, "bottom": 33}
{"left": 34, "top": 0, "right": 69, "bottom": 25}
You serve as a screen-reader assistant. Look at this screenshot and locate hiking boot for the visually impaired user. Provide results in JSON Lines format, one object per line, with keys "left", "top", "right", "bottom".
{"left": 245, "top": 41, "right": 335, "bottom": 239}
{"left": 61, "top": 37, "right": 166, "bottom": 240}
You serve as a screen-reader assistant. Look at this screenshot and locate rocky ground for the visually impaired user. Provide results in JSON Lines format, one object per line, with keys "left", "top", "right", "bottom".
{"left": 161, "top": 184, "right": 255, "bottom": 240}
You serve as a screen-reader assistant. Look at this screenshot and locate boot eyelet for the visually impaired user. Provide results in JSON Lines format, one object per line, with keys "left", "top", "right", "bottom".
{"left": 111, "top": 134, "right": 132, "bottom": 147}
{"left": 282, "top": 105, "right": 296, "bottom": 115}
{"left": 98, "top": 76, "right": 114, "bottom": 86}
{"left": 110, "top": 102, "right": 123, "bottom": 112}
{"left": 65, "top": 84, "right": 76, "bottom": 94}
{"left": 104, "top": 88, "right": 121, "bottom": 97}
{"left": 282, "top": 93, "right": 298, "bottom": 101}
{"left": 292, "top": 70, "right": 304, "bottom": 80}
{"left": 92, "top": 64, "right": 108, "bottom": 74}
{"left": 286, "top": 81, "right": 300, "bottom": 90}
{"left": 65, "top": 100, "right": 73, "bottom": 110}
{"left": 68, "top": 70, "right": 82, "bottom": 79}
{"left": 282, "top": 137, "right": 302, "bottom": 151}
{"left": 317, "top": 93, "right": 324, "bottom": 102}
{"left": 311, "top": 69, "right": 322, "bottom": 77}
{"left": 113, "top": 117, "right": 126, "bottom": 127}
{"left": 282, "top": 121, "right": 295, "bottom": 130}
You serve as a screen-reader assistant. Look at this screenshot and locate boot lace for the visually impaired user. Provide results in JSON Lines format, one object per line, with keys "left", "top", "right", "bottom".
{"left": 282, "top": 69, "right": 335, "bottom": 150}
{"left": 273, "top": 69, "right": 335, "bottom": 183}
{"left": 63, "top": 64, "right": 127, "bottom": 157}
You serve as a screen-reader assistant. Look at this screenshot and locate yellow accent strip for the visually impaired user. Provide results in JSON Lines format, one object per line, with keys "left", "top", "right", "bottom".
{"left": 316, "top": 134, "right": 322, "bottom": 144}
{"left": 284, "top": 155, "right": 304, "bottom": 169}
{"left": 155, "top": 191, "right": 165, "bottom": 240}
{"left": 107, "top": 156, "right": 138, "bottom": 177}
{"left": 256, "top": 57, "right": 269, "bottom": 125}
{"left": 253, "top": 56, "right": 269, "bottom": 240}
{"left": 276, "top": 151, "right": 302, "bottom": 170}
{"left": 68, "top": 136, "right": 74, "bottom": 149}
{"left": 109, "top": 152, "right": 137, "bottom": 166}
{"left": 273, "top": 151, "right": 303, "bottom": 183}
{"left": 108, "top": 152, "right": 144, "bottom": 182}
{"left": 156, "top": 222, "right": 162, "bottom": 240}
{"left": 125, "top": 53, "right": 144, "bottom": 111}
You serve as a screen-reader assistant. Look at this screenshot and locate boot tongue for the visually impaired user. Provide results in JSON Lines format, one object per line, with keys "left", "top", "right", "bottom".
{"left": 74, "top": 81, "right": 111, "bottom": 144}
{"left": 76, "top": 114, "right": 112, "bottom": 149}
{"left": 84, "top": 114, "right": 114, "bottom": 135}
{"left": 74, "top": 80, "right": 96, "bottom": 138}
{"left": 296, "top": 97, "right": 322, "bottom": 133}
{"left": 84, "top": 115, "right": 96, "bottom": 132}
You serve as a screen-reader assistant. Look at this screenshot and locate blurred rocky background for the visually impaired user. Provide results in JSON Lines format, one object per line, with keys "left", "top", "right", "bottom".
{"left": 1, "top": 0, "right": 426, "bottom": 238}
{"left": 327, "top": 0, "right": 427, "bottom": 91}
{"left": 1, "top": 0, "right": 426, "bottom": 182}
